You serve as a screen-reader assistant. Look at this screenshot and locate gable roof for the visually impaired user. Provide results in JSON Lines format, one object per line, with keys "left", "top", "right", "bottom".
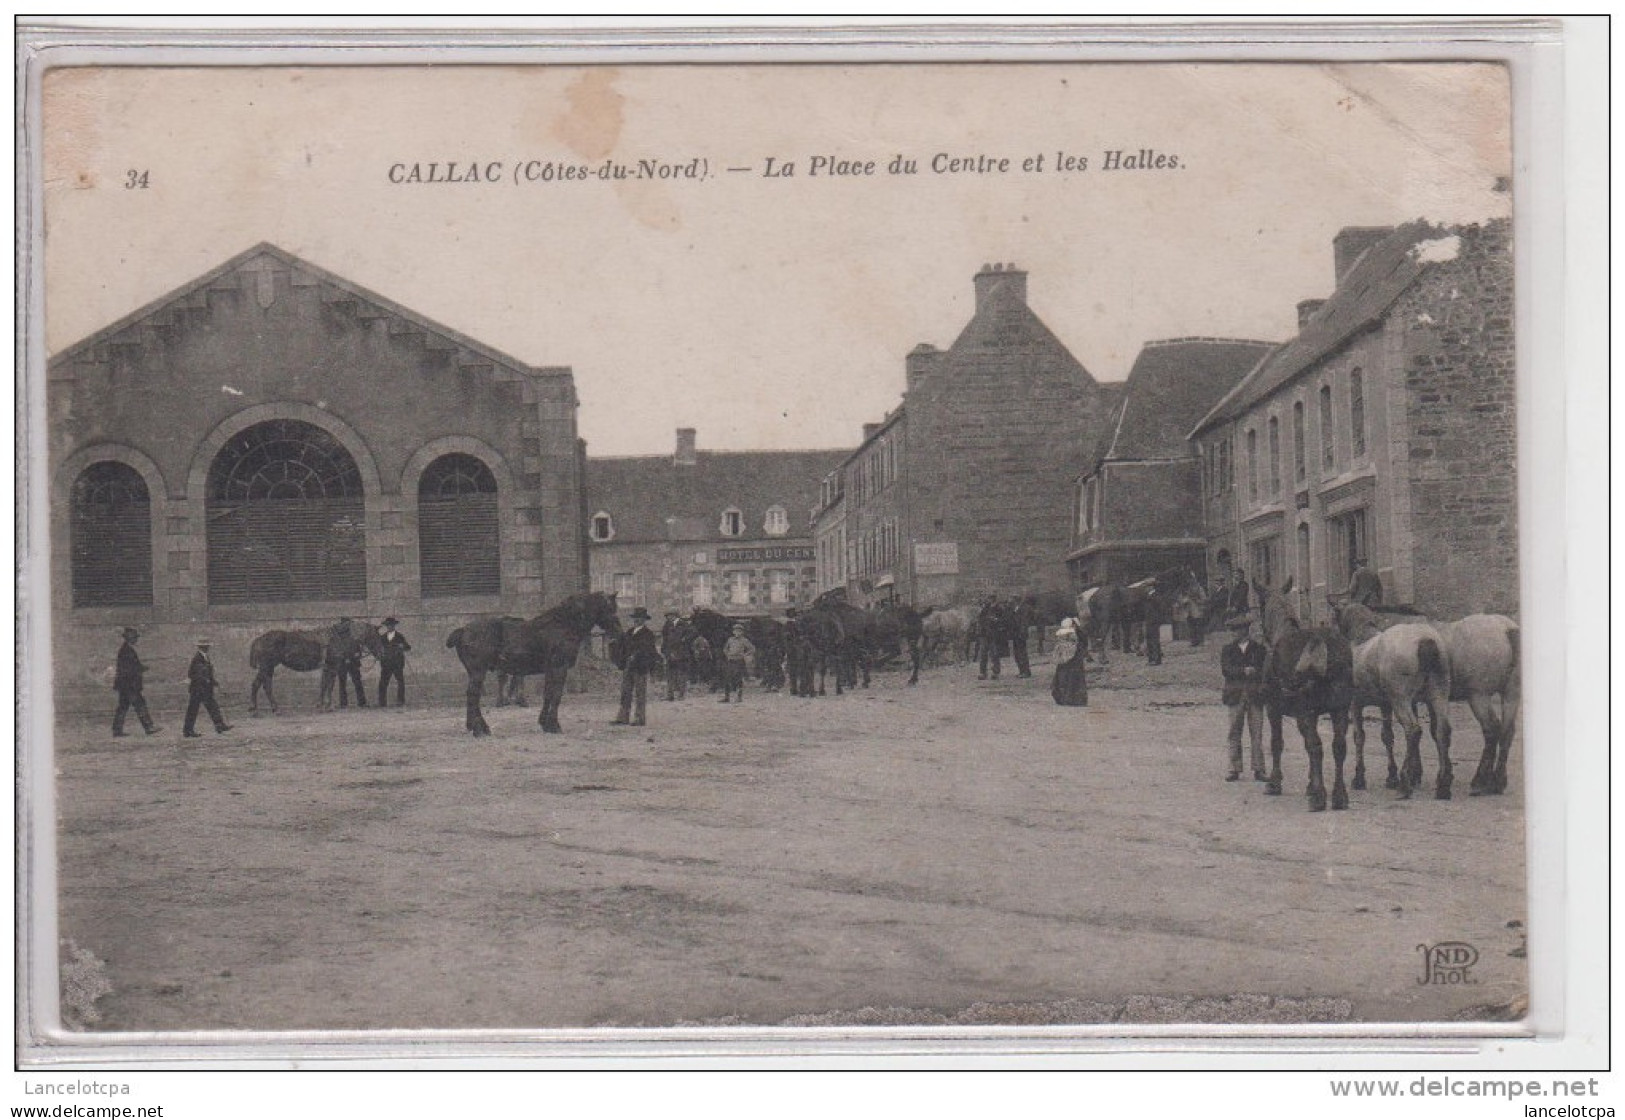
{"left": 1192, "top": 220, "right": 1446, "bottom": 433}
{"left": 1104, "top": 338, "right": 1275, "bottom": 462}
{"left": 949, "top": 275, "right": 1094, "bottom": 382}
{"left": 588, "top": 448, "right": 850, "bottom": 543}
{"left": 49, "top": 242, "right": 567, "bottom": 385}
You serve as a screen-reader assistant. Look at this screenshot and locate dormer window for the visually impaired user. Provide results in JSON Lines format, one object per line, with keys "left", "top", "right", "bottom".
{"left": 721, "top": 507, "right": 743, "bottom": 537}
{"left": 590, "top": 511, "right": 615, "bottom": 542}
{"left": 764, "top": 505, "right": 789, "bottom": 537}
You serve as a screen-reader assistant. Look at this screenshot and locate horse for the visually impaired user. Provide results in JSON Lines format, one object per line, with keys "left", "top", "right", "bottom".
{"left": 806, "top": 590, "right": 878, "bottom": 690}
{"left": 1433, "top": 613, "right": 1520, "bottom": 795}
{"left": 1089, "top": 566, "right": 1200, "bottom": 658}
{"left": 795, "top": 604, "right": 848, "bottom": 696}
{"left": 445, "top": 591, "right": 622, "bottom": 736}
{"left": 1025, "top": 589, "right": 1077, "bottom": 655}
{"left": 1332, "top": 601, "right": 1455, "bottom": 799}
{"left": 921, "top": 607, "right": 969, "bottom": 666}
{"left": 874, "top": 602, "right": 934, "bottom": 685}
{"left": 1256, "top": 580, "right": 1357, "bottom": 811}
{"left": 688, "top": 610, "right": 788, "bottom": 692}
{"left": 247, "top": 621, "right": 383, "bottom": 715}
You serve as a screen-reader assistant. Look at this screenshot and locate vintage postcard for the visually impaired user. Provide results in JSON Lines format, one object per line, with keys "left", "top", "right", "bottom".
{"left": 20, "top": 30, "right": 1574, "bottom": 1067}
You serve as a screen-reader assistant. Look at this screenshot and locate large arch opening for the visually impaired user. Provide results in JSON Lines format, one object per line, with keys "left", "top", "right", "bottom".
{"left": 70, "top": 461, "right": 152, "bottom": 607}
{"left": 206, "top": 418, "right": 367, "bottom": 603}
{"left": 418, "top": 452, "right": 500, "bottom": 598}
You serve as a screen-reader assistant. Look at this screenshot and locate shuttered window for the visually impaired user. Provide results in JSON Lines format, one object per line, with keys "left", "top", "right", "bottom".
{"left": 206, "top": 419, "right": 366, "bottom": 603}
{"left": 70, "top": 462, "right": 152, "bottom": 607}
{"left": 418, "top": 453, "right": 499, "bottom": 598}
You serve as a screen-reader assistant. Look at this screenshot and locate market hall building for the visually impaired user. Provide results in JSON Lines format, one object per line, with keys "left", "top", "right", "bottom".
{"left": 49, "top": 243, "right": 587, "bottom": 712}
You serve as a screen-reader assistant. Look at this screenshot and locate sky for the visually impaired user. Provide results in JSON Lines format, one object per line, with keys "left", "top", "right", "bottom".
{"left": 41, "top": 62, "right": 1511, "bottom": 457}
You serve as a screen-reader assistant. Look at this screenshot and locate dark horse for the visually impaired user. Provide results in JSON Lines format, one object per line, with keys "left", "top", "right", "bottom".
{"left": 873, "top": 601, "right": 934, "bottom": 684}
{"left": 445, "top": 591, "right": 622, "bottom": 736}
{"left": 1257, "top": 580, "right": 1357, "bottom": 811}
{"left": 1089, "top": 566, "right": 1202, "bottom": 657}
{"left": 248, "top": 620, "right": 384, "bottom": 715}
{"left": 689, "top": 610, "right": 788, "bottom": 691}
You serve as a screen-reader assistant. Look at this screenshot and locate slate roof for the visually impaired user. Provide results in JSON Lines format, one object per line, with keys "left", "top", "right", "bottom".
{"left": 1103, "top": 338, "right": 1275, "bottom": 462}
{"left": 1192, "top": 220, "right": 1447, "bottom": 433}
{"left": 51, "top": 242, "right": 565, "bottom": 383}
{"left": 587, "top": 448, "right": 849, "bottom": 543}
{"left": 949, "top": 274, "right": 1094, "bottom": 378}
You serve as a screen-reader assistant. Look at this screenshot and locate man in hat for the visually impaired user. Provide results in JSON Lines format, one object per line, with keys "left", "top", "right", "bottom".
{"left": 783, "top": 607, "right": 810, "bottom": 698}
{"left": 183, "top": 638, "right": 231, "bottom": 738}
{"left": 976, "top": 596, "right": 1011, "bottom": 681}
{"left": 331, "top": 617, "right": 368, "bottom": 709}
{"left": 1219, "top": 612, "right": 1268, "bottom": 781}
{"left": 111, "top": 627, "right": 160, "bottom": 737}
{"left": 1346, "top": 558, "right": 1384, "bottom": 609}
{"left": 376, "top": 617, "right": 411, "bottom": 708}
{"left": 659, "top": 611, "right": 690, "bottom": 701}
{"left": 612, "top": 607, "right": 660, "bottom": 726}
{"left": 720, "top": 623, "right": 756, "bottom": 703}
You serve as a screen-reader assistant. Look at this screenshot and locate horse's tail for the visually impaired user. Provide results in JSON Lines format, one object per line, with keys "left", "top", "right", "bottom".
{"left": 446, "top": 627, "right": 464, "bottom": 650}
{"left": 1418, "top": 637, "right": 1448, "bottom": 687}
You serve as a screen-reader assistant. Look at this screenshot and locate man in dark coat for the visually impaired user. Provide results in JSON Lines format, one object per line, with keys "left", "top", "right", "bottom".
{"left": 111, "top": 627, "right": 160, "bottom": 737}
{"left": 977, "top": 597, "right": 1011, "bottom": 680}
{"left": 612, "top": 607, "right": 661, "bottom": 726}
{"left": 375, "top": 617, "right": 411, "bottom": 707}
{"left": 1142, "top": 585, "right": 1167, "bottom": 666}
{"left": 1228, "top": 569, "right": 1251, "bottom": 614}
{"left": 782, "top": 608, "right": 809, "bottom": 697}
{"left": 1220, "top": 613, "right": 1268, "bottom": 781}
{"left": 1010, "top": 595, "right": 1036, "bottom": 678}
{"left": 661, "top": 612, "right": 693, "bottom": 701}
{"left": 1346, "top": 559, "right": 1384, "bottom": 608}
{"left": 332, "top": 618, "right": 368, "bottom": 709}
{"left": 182, "top": 639, "right": 231, "bottom": 738}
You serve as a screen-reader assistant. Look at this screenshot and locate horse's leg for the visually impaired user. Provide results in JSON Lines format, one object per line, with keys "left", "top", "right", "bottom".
{"left": 1427, "top": 689, "right": 1454, "bottom": 800}
{"left": 1467, "top": 692, "right": 1502, "bottom": 794}
{"left": 249, "top": 669, "right": 263, "bottom": 716}
{"left": 318, "top": 667, "right": 333, "bottom": 712}
{"left": 1265, "top": 703, "right": 1285, "bottom": 796}
{"left": 540, "top": 669, "right": 565, "bottom": 733}
{"left": 265, "top": 668, "right": 280, "bottom": 715}
{"left": 860, "top": 651, "right": 871, "bottom": 688}
{"left": 466, "top": 667, "right": 490, "bottom": 737}
{"left": 1380, "top": 706, "right": 1400, "bottom": 789}
{"left": 1350, "top": 700, "right": 1367, "bottom": 790}
{"left": 1301, "top": 713, "right": 1327, "bottom": 812}
{"left": 1329, "top": 706, "right": 1351, "bottom": 810}
{"left": 1493, "top": 674, "right": 1522, "bottom": 794}
{"left": 908, "top": 640, "right": 920, "bottom": 686}
{"left": 1393, "top": 699, "right": 1424, "bottom": 799}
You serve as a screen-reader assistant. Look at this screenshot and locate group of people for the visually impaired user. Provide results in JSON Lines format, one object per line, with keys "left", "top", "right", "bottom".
{"left": 109, "top": 618, "right": 412, "bottom": 738}
{"left": 611, "top": 607, "right": 764, "bottom": 726}
{"left": 971, "top": 595, "right": 1038, "bottom": 680}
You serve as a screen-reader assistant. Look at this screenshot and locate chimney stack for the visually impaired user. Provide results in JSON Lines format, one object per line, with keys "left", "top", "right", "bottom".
{"left": 1332, "top": 227, "right": 1394, "bottom": 285}
{"left": 906, "top": 342, "right": 940, "bottom": 395}
{"left": 973, "top": 261, "right": 1027, "bottom": 310}
{"left": 674, "top": 427, "right": 697, "bottom": 466}
{"left": 1296, "top": 299, "right": 1327, "bottom": 329}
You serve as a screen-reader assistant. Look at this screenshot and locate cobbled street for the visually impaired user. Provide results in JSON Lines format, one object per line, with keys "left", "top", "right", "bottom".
{"left": 53, "top": 639, "right": 1526, "bottom": 1033}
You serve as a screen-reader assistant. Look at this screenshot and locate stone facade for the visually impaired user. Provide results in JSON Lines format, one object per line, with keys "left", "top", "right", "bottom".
{"left": 585, "top": 429, "right": 845, "bottom": 618}
{"left": 820, "top": 264, "right": 1117, "bottom": 607}
{"left": 1191, "top": 220, "right": 1516, "bottom": 624}
{"left": 49, "top": 243, "right": 584, "bottom": 711}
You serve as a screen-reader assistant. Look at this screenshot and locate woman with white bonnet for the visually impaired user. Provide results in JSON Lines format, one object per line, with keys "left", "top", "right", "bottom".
{"left": 1050, "top": 616, "right": 1089, "bottom": 707}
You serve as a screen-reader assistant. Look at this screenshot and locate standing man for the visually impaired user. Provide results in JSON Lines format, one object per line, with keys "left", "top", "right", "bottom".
{"left": 376, "top": 617, "right": 411, "bottom": 708}
{"left": 720, "top": 623, "right": 756, "bottom": 703}
{"left": 783, "top": 608, "right": 808, "bottom": 697}
{"left": 612, "top": 607, "right": 660, "bottom": 726}
{"left": 111, "top": 627, "right": 160, "bottom": 737}
{"left": 1228, "top": 568, "right": 1251, "bottom": 614}
{"left": 661, "top": 612, "right": 692, "bottom": 701}
{"left": 1346, "top": 559, "right": 1384, "bottom": 608}
{"left": 1142, "top": 585, "right": 1167, "bottom": 666}
{"left": 977, "top": 597, "right": 1010, "bottom": 681}
{"left": 1220, "top": 613, "right": 1268, "bottom": 782}
{"left": 1010, "top": 595, "right": 1036, "bottom": 678}
{"left": 331, "top": 618, "right": 368, "bottom": 709}
{"left": 183, "top": 639, "right": 232, "bottom": 738}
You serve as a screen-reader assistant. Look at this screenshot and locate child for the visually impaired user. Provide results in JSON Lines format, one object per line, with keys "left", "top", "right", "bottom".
{"left": 720, "top": 624, "right": 756, "bottom": 703}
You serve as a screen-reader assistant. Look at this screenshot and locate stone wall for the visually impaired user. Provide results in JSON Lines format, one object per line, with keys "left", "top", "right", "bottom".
{"left": 1396, "top": 220, "right": 1518, "bottom": 618}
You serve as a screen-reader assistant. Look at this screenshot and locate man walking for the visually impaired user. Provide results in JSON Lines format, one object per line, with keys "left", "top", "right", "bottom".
{"left": 375, "top": 617, "right": 411, "bottom": 707}
{"left": 1010, "top": 595, "right": 1036, "bottom": 678}
{"left": 977, "top": 597, "right": 1010, "bottom": 680}
{"left": 612, "top": 607, "right": 660, "bottom": 726}
{"left": 183, "top": 639, "right": 232, "bottom": 738}
{"left": 111, "top": 627, "right": 160, "bottom": 737}
{"left": 1220, "top": 613, "right": 1267, "bottom": 781}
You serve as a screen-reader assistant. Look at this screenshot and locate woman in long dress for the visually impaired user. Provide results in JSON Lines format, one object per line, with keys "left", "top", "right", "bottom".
{"left": 1050, "top": 617, "right": 1089, "bottom": 707}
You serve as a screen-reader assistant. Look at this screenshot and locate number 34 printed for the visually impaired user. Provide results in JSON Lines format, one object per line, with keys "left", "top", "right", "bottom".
{"left": 124, "top": 169, "right": 149, "bottom": 189}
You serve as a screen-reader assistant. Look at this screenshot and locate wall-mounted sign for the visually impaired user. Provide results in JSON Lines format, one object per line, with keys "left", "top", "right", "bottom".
{"left": 716, "top": 546, "right": 814, "bottom": 564}
{"left": 914, "top": 542, "right": 959, "bottom": 575}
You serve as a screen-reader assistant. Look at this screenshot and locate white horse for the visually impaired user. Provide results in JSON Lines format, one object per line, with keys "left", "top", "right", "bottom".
{"left": 1434, "top": 614, "right": 1520, "bottom": 795}
{"left": 1333, "top": 602, "right": 1455, "bottom": 799}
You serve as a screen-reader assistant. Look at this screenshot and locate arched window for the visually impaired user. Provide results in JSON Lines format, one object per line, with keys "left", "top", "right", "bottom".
{"left": 419, "top": 453, "right": 500, "bottom": 597}
{"left": 590, "top": 511, "right": 615, "bottom": 542}
{"left": 206, "top": 419, "right": 365, "bottom": 603}
{"left": 70, "top": 461, "right": 152, "bottom": 607}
